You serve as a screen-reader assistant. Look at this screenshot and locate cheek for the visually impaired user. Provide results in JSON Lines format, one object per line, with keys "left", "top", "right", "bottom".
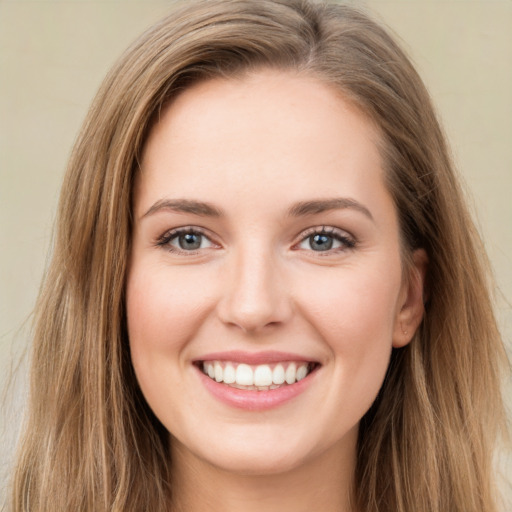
{"left": 125, "top": 264, "right": 210, "bottom": 395}
{"left": 294, "top": 260, "right": 402, "bottom": 408}
{"left": 125, "top": 265, "right": 213, "bottom": 431}
{"left": 127, "top": 265, "right": 210, "bottom": 347}
{"left": 297, "top": 263, "right": 402, "bottom": 345}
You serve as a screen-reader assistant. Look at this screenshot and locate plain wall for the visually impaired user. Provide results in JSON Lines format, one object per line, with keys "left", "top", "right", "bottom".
{"left": 1, "top": 0, "right": 511, "bottom": 505}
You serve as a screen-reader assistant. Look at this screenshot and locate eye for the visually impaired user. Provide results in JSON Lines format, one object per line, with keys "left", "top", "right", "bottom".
{"left": 296, "top": 227, "right": 355, "bottom": 253}
{"left": 157, "top": 228, "right": 216, "bottom": 253}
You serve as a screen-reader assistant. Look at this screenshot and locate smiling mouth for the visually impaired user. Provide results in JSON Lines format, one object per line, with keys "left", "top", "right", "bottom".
{"left": 198, "top": 361, "right": 319, "bottom": 391}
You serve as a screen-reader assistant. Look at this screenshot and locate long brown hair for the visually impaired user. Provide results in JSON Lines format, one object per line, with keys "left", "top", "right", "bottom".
{"left": 11, "top": 1, "right": 509, "bottom": 510}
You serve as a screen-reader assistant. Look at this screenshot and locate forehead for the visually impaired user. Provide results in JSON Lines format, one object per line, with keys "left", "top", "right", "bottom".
{"left": 136, "top": 70, "right": 388, "bottom": 218}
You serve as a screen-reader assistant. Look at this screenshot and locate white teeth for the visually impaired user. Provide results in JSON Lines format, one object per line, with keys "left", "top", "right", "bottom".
{"left": 254, "top": 365, "right": 273, "bottom": 386}
{"left": 285, "top": 363, "right": 297, "bottom": 384}
{"left": 272, "top": 364, "right": 285, "bottom": 385}
{"left": 235, "top": 364, "right": 254, "bottom": 386}
{"left": 201, "top": 361, "right": 314, "bottom": 389}
{"left": 296, "top": 364, "right": 308, "bottom": 381}
{"left": 214, "top": 362, "right": 223, "bottom": 382}
{"left": 223, "top": 363, "right": 236, "bottom": 384}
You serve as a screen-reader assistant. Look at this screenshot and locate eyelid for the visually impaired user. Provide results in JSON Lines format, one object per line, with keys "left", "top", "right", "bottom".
{"left": 293, "top": 225, "right": 356, "bottom": 252}
{"left": 155, "top": 226, "right": 220, "bottom": 254}
{"left": 154, "top": 224, "right": 355, "bottom": 255}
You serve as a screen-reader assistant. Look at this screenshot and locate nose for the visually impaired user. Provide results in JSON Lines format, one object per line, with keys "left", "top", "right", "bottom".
{"left": 217, "top": 247, "right": 293, "bottom": 333}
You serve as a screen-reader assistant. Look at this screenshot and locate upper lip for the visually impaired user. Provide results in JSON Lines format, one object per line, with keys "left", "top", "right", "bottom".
{"left": 194, "top": 350, "right": 320, "bottom": 365}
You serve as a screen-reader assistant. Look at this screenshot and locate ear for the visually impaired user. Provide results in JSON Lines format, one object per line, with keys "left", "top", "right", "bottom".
{"left": 392, "top": 248, "right": 428, "bottom": 348}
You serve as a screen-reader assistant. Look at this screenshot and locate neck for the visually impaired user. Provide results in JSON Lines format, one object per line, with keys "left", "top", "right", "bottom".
{"left": 169, "top": 434, "right": 357, "bottom": 512}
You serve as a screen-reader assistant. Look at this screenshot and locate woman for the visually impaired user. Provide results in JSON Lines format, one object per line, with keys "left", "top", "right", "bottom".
{"left": 11, "top": 0, "right": 509, "bottom": 511}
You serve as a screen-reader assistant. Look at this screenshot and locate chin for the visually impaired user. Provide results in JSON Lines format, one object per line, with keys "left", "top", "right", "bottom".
{"left": 203, "top": 445, "right": 309, "bottom": 477}
{"left": 171, "top": 422, "right": 340, "bottom": 478}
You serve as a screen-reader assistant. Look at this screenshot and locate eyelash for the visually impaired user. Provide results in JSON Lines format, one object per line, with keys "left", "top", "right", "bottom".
{"left": 155, "top": 227, "right": 215, "bottom": 255}
{"left": 294, "top": 226, "right": 356, "bottom": 254}
{"left": 155, "top": 226, "right": 356, "bottom": 255}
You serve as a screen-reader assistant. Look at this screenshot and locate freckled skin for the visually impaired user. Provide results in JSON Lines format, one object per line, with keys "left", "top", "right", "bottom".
{"left": 126, "top": 70, "right": 425, "bottom": 503}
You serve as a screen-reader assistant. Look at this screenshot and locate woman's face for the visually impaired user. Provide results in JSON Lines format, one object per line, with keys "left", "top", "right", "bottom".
{"left": 127, "top": 70, "right": 425, "bottom": 475}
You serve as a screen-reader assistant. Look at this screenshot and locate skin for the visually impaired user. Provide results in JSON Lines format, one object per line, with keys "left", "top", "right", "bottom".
{"left": 126, "top": 70, "right": 426, "bottom": 512}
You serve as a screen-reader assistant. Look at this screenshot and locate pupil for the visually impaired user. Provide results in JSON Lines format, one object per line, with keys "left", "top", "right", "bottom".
{"left": 179, "top": 233, "right": 201, "bottom": 250}
{"left": 311, "top": 234, "right": 333, "bottom": 251}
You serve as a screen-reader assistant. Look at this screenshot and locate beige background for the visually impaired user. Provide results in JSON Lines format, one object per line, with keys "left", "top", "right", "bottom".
{"left": 1, "top": 0, "right": 511, "bottom": 505}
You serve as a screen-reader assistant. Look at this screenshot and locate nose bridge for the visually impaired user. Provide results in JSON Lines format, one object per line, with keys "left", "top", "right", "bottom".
{"left": 219, "top": 240, "right": 290, "bottom": 332}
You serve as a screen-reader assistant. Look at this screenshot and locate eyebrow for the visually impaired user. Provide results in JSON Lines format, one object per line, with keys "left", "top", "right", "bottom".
{"left": 141, "top": 199, "right": 223, "bottom": 219}
{"left": 287, "top": 198, "right": 374, "bottom": 221}
{"left": 141, "top": 196, "right": 373, "bottom": 221}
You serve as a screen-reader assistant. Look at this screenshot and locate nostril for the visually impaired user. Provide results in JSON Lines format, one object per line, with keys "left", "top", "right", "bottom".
{"left": 217, "top": 295, "right": 293, "bottom": 333}
{"left": 216, "top": 259, "right": 293, "bottom": 332}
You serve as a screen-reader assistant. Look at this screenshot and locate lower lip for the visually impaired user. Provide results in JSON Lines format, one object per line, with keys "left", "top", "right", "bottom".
{"left": 196, "top": 366, "right": 318, "bottom": 411}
